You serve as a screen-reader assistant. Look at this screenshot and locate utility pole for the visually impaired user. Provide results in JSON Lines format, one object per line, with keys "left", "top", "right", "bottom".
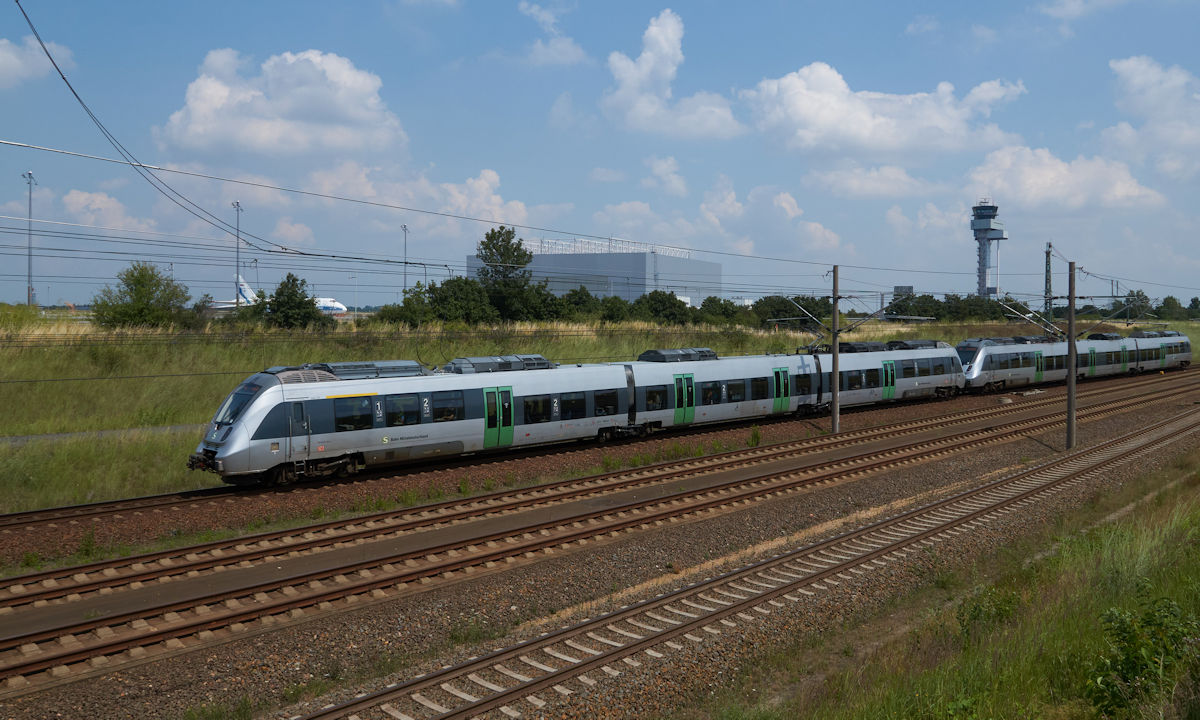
{"left": 401, "top": 224, "right": 409, "bottom": 294}
{"left": 1044, "top": 242, "right": 1052, "bottom": 319}
{"left": 22, "top": 170, "right": 36, "bottom": 306}
{"left": 231, "top": 201, "right": 243, "bottom": 308}
{"left": 831, "top": 265, "right": 840, "bottom": 435}
{"left": 1067, "top": 261, "right": 1077, "bottom": 450}
{"left": 351, "top": 273, "right": 358, "bottom": 321}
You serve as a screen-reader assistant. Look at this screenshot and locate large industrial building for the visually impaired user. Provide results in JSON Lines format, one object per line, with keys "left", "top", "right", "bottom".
{"left": 466, "top": 238, "right": 722, "bottom": 306}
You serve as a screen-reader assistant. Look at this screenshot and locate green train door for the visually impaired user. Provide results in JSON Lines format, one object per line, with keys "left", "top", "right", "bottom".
{"left": 483, "top": 386, "right": 514, "bottom": 449}
{"left": 1160, "top": 343, "right": 1168, "bottom": 368}
{"left": 881, "top": 361, "right": 896, "bottom": 400}
{"left": 674, "top": 374, "right": 695, "bottom": 424}
{"left": 1034, "top": 352, "right": 1044, "bottom": 383}
{"left": 772, "top": 367, "right": 790, "bottom": 413}
{"left": 1088, "top": 348, "right": 1097, "bottom": 376}
{"left": 1120, "top": 345, "right": 1128, "bottom": 372}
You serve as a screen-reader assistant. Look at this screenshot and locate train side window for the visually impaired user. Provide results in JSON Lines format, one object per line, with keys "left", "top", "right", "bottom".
{"left": 594, "top": 389, "right": 618, "bottom": 417}
{"left": 523, "top": 395, "right": 551, "bottom": 423}
{"left": 645, "top": 385, "right": 668, "bottom": 411}
{"left": 386, "top": 394, "right": 421, "bottom": 426}
{"left": 432, "top": 390, "right": 464, "bottom": 422}
{"left": 951, "top": 356, "right": 963, "bottom": 373}
{"left": 1022, "top": 353, "right": 1034, "bottom": 368}
{"left": 901, "top": 360, "right": 917, "bottom": 379}
{"left": 334, "top": 397, "right": 373, "bottom": 432}
{"left": 727, "top": 380, "right": 746, "bottom": 403}
{"left": 700, "top": 381, "right": 721, "bottom": 405}
{"left": 931, "top": 358, "right": 947, "bottom": 375}
{"left": 794, "top": 373, "right": 813, "bottom": 396}
{"left": 840, "top": 371, "right": 862, "bottom": 391}
{"left": 561, "top": 392, "right": 587, "bottom": 420}
{"left": 750, "top": 377, "right": 769, "bottom": 400}
{"left": 916, "top": 359, "right": 932, "bottom": 377}
{"left": 864, "top": 368, "right": 880, "bottom": 388}
{"left": 251, "top": 403, "right": 289, "bottom": 440}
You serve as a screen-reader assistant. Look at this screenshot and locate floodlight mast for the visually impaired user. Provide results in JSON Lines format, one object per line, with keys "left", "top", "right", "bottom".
{"left": 22, "top": 170, "right": 36, "bottom": 306}
{"left": 232, "top": 202, "right": 242, "bottom": 309}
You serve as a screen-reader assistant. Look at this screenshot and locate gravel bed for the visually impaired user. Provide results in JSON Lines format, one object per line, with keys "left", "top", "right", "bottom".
{"left": 3, "top": 380, "right": 1194, "bottom": 720}
{"left": 0, "top": 388, "right": 1014, "bottom": 568}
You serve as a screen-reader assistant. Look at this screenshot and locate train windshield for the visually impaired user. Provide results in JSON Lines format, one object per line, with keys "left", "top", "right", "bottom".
{"left": 956, "top": 346, "right": 980, "bottom": 368}
{"left": 213, "top": 383, "right": 261, "bottom": 425}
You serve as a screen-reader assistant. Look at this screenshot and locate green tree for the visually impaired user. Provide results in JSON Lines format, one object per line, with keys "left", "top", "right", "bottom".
{"left": 752, "top": 295, "right": 802, "bottom": 327}
{"left": 632, "top": 290, "right": 693, "bottom": 325}
{"left": 372, "top": 284, "right": 434, "bottom": 326}
{"left": 698, "top": 296, "right": 740, "bottom": 325}
{"left": 262, "top": 273, "right": 334, "bottom": 329}
{"left": 427, "top": 277, "right": 498, "bottom": 324}
{"left": 599, "top": 294, "right": 631, "bottom": 323}
{"left": 1157, "top": 295, "right": 1187, "bottom": 320}
{"left": 476, "top": 225, "right": 536, "bottom": 319}
{"left": 90, "top": 262, "right": 194, "bottom": 328}
{"left": 562, "top": 286, "right": 602, "bottom": 319}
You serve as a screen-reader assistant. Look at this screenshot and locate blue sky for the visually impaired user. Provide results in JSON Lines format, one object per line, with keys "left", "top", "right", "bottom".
{"left": 1, "top": 0, "right": 1198, "bottom": 312}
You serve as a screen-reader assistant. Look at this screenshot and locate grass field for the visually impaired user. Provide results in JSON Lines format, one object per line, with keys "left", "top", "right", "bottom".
{"left": 689, "top": 451, "right": 1200, "bottom": 720}
{"left": 1, "top": 317, "right": 1195, "bottom": 514}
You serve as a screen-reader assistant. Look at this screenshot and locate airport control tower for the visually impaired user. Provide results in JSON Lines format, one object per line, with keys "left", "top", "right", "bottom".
{"left": 971, "top": 199, "right": 1007, "bottom": 297}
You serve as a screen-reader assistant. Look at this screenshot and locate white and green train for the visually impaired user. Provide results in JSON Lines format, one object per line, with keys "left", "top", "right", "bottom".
{"left": 189, "top": 332, "right": 1187, "bottom": 485}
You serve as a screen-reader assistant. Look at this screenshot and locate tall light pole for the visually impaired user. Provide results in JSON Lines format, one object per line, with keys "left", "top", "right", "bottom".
{"left": 231, "top": 201, "right": 242, "bottom": 308}
{"left": 22, "top": 170, "right": 36, "bottom": 306}
{"left": 401, "top": 224, "right": 408, "bottom": 294}
{"left": 350, "top": 273, "right": 358, "bottom": 321}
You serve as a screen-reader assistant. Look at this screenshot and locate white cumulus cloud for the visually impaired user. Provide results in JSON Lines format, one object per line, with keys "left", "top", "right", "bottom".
{"left": 272, "top": 217, "right": 315, "bottom": 245}
{"left": 1102, "top": 55, "right": 1200, "bottom": 180}
{"left": 741, "top": 62, "right": 1024, "bottom": 154}
{"left": 519, "top": 2, "right": 587, "bottom": 66}
{"left": 968, "top": 146, "right": 1163, "bottom": 209}
{"left": 62, "top": 190, "right": 156, "bottom": 232}
{"left": 806, "top": 165, "right": 943, "bottom": 197}
{"left": 641, "top": 155, "right": 688, "bottom": 197}
{"left": 1038, "top": 0, "right": 1129, "bottom": 20}
{"left": 0, "top": 35, "right": 72, "bottom": 90}
{"left": 159, "top": 48, "right": 405, "bottom": 155}
{"left": 602, "top": 9, "right": 744, "bottom": 139}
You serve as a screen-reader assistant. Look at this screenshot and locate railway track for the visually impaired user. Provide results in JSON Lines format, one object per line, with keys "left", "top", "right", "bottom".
{"left": 0, "top": 371, "right": 1184, "bottom": 536}
{"left": 0, "top": 372, "right": 1194, "bottom": 694}
{"left": 294, "top": 404, "right": 1200, "bottom": 720}
{"left": 3, "top": 372, "right": 1192, "bottom": 610}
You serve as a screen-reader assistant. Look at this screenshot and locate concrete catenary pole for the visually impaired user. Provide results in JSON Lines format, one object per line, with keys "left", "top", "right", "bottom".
{"left": 1066, "top": 261, "right": 1077, "bottom": 449}
{"left": 831, "top": 265, "right": 840, "bottom": 435}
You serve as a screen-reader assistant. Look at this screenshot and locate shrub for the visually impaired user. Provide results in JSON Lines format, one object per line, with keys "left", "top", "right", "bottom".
{"left": 1085, "top": 590, "right": 1199, "bottom": 715}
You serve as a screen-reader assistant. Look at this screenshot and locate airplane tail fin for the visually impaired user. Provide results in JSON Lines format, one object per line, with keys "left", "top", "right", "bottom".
{"left": 237, "top": 275, "right": 259, "bottom": 305}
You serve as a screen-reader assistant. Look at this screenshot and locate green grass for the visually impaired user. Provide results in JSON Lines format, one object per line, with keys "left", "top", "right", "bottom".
{"left": 682, "top": 458, "right": 1200, "bottom": 720}
{"left": 0, "top": 429, "right": 220, "bottom": 513}
{"left": 12, "top": 319, "right": 1190, "bottom": 438}
{"left": 0, "top": 321, "right": 810, "bottom": 436}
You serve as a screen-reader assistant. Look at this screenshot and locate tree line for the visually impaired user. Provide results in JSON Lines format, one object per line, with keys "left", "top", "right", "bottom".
{"left": 80, "top": 226, "right": 1200, "bottom": 329}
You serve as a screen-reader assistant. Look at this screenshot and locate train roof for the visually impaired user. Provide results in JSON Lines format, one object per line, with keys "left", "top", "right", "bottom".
{"left": 442, "top": 354, "right": 555, "bottom": 374}
{"left": 637, "top": 347, "right": 718, "bottom": 362}
{"left": 264, "top": 360, "right": 430, "bottom": 383}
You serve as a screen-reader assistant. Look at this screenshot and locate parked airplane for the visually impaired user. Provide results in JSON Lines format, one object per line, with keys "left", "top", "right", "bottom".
{"left": 315, "top": 297, "right": 348, "bottom": 316}
{"left": 211, "top": 276, "right": 347, "bottom": 316}
{"left": 210, "top": 276, "right": 261, "bottom": 310}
